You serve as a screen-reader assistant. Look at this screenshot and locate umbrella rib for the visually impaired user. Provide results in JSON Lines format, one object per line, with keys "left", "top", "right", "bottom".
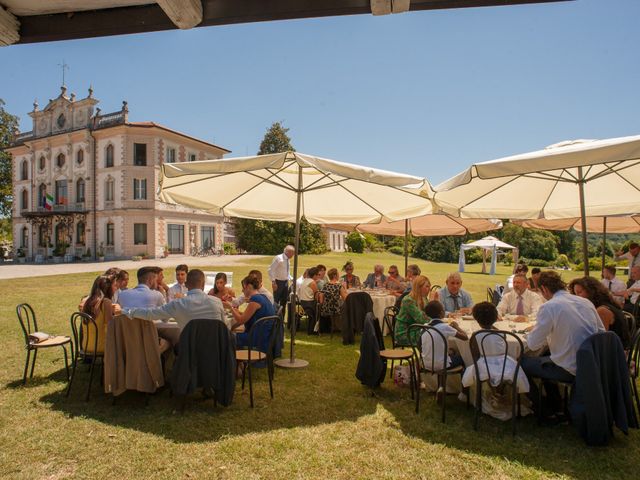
{"left": 219, "top": 168, "right": 295, "bottom": 210}
{"left": 538, "top": 172, "right": 563, "bottom": 217}
{"left": 443, "top": 176, "right": 520, "bottom": 211}
{"left": 160, "top": 172, "right": 233, "bottom": 191}
{"left": 331, "top": 180, "right": 387, "bottom": 219}
{"left": 610, "top": 168, "right": 640, "bottom": 195}
{"left": 587, "top": 160, "right": 640, "bottom": 182}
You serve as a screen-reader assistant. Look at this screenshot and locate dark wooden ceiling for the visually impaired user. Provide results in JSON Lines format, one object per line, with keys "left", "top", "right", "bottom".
{"left": 14, "top": 0, "right": 570, "bottom": 45}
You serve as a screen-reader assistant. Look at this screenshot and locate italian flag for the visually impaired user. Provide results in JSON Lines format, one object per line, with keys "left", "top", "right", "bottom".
{"left": 44, "top": 193, "right": 54, "bottom": 211}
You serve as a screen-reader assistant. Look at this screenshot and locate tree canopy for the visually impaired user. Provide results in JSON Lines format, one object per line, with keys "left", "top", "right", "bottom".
{"left": 0, "top": 100, "right": 19, "bottom": 217}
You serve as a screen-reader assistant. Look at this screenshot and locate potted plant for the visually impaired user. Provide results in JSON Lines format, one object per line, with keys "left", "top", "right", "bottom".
{"left": 163, "top": 244, "right": 170, "bottom": 258}
{"left": 46, "top": 241, "right": 54, "bottom": 258}
{"left": 52, "top": 245, "right": 64, "bottom": 263}
{"left": 16, "top": 247, "right": 26, "bottom": 263}
{"left": 83, "top": 247, "right": 92, "bottom": 262}
{"left": 97, "top": 242, "right": 105, "bottom": 262}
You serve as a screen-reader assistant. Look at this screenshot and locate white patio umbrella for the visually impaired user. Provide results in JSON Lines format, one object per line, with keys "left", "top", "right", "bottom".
{"left": 434, "top": 134, "right": 640, "bottom": 275}
{"left": 459, "top": 235, "right": 517, "bottom": 275}
{"left": 159, "top": 151, "right": 434, "bottom": 368}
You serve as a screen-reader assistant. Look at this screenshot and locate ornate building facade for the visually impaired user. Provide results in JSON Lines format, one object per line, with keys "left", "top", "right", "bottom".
{"left": 8, "top": 86, "right": 231, "bottom": 260}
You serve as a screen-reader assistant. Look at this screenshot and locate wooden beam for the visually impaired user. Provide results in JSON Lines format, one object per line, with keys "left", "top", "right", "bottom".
{"left": 156, "top": 0, "right": 203, "bottom": 29}
{"left": 371, "top": 0, "right": 392, "bottom": 16}
{"left": 15, "top": 0, "right": 572, "bottom": 45}
{"left": 0, "top": 6, "right": 20, "bottom": 46}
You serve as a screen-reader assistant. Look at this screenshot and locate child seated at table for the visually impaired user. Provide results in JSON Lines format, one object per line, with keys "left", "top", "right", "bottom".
{"left": 421, "top": 300, "right": 468, "bottom": 371}
{"left": 470, "top": 301, "right": 507, "bottom": 358}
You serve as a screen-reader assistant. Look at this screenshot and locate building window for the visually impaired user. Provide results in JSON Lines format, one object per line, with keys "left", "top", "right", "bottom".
{"left": 38, "top": 156, "right": 45, "bottom": 171}
{"left": 55, "top": 223, "right": 67, "bottom": 247}
{"left": 38, "top": 184, "right": 47, "bottom": 208}
{"left": 106, "top": 222, "right": 114, "bottom": 246}
{"left": 105, "top": 178, "right": 115, "bottom": 202}
{"left": 20, "top": 189, "right": 28, "bottom": 210}
{"left": 134, "top": 223, "right": 147, "bottom": 245}
{"left": 21, "top": 226, "right": 28, "bottom": 249}
{"left": 189, "top": 153, "right": 196, "bottom": 162}
{"left": 38, "top": 225, "right": 47, "bottom": 247}
{"left": 76, "top": 222, "right": 85, "bottom": 245}
{"left": 56, "top": 153, "right": 65, "bottom": 168}
{"left": 76, "top": 178, "right": 85, "bottom": 203}
{"left": 166, "top": 147, "right": 176, "bottom": 163}
{"left": 76, "top": 149, "right": 84, "bottom": 165}
{"left": 20, "top": 160, "right": 28, "bottom": 180}
{"left": 105, "top": 144, "right": 114, "bottom": 168}
{"left": 133, "top": 178, "right": 147, "bottom": 200}
{"left": 134, "top": 143, "right": 147, "bottom": 166}
{"left": 55, "top": 180, "right": 67, "bottom": 205}
{"left": 201, "top": 226, "right": 215, "bottom": 249}
{"left": 167, "top": 224, "right": 184, "bottom": 253}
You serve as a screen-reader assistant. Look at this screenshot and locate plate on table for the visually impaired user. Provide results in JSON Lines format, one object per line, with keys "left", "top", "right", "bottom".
{"left": 461, "top": 315, "right": 475, "bottom": 321}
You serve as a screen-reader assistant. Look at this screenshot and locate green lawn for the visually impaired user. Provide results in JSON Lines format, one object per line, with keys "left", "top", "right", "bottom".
{"left": 0, "top": 253, "right": 636, "bottom": 479}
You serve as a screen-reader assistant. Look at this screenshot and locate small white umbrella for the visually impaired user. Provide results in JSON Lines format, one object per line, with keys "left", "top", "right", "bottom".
{"left": 434, "top": 134, "right": 640, "bottom": 275}
{"left": 159, "top": 151, "right": 434, "bottom": 367}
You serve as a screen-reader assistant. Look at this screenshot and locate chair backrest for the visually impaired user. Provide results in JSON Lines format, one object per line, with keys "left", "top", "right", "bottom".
{"left": 627, "top": 329, "right": 640, "bottom": 380}
{"left": 633, "top": 296, "right": 640, "bottom": 318}
{"left": 430, "top": 284, "right": 441, "bottom": 294}
{"left": 16, "top": 303, "right": 37, "bottom": 344}
{"left": 70, "top": 311, "right": 99, "bottom": 356}
{"left": 470, "top": 329, "right": 524, "bottom": 387}
{"left": 247, "top": 315, "right": 281, "bottom": 357}
{"left": 408, "top": 323, "right": 448, "bottom": 373}
{"left": 383, "top": 305, "right": 398, "bottom": 347}
{"left": 623, "top": 311, "right": 637, "bottom": 341}
{"left": 486, "top": 287, "right": 495, "bottom": 303}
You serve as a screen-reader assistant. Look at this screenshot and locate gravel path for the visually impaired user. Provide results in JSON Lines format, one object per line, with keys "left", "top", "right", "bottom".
{"left": 0, "top": 254, "right": 267, "bottom": 280}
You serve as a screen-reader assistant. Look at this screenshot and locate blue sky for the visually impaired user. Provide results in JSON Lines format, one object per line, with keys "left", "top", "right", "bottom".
{"left": 1, "top": 0, "right": 639, "bottom": 185}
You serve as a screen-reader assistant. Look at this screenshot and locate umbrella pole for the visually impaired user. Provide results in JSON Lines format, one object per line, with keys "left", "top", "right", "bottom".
{"left": 276, "top": 164, "right": 309, "bottom": 369}
{"left": 601, "top": 217, "right": 607, "bottom": 277}
{"left": 578, "top": 166, "right": 589, "bottom": 276}
{"left": 404, "top": 219, "right": 408, "bottom": 277}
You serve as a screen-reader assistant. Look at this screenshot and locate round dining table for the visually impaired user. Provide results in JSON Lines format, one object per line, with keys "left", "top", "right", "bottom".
{"left": 347, "top": 288, "right": 397, "bottom": 334}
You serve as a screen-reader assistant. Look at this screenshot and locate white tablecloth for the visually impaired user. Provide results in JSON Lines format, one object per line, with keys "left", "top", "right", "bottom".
{"left": 347, "top": 289, "right": 397, "bottom": 335}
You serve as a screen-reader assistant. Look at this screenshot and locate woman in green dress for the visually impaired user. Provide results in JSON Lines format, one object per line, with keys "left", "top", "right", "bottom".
{"left": 394, "top": 275, "right": 433, "bottom": 346}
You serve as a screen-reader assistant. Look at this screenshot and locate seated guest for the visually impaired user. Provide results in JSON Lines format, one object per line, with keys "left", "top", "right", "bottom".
{"left": 363, "top": 264, "right": 387, "bottom": 289}
{"left": 233, "top": 270, "right": 274, "bottom": 306}
{"left": 298, "top": 266, "right": 321, "bottom": 334}
{"left": 439, "top": 272, "right": 473, "bottom": 315}
{"left": 208, "top": 272, "right": 236, "bottom": 302}
{"left": 79, "top": 267, "right": 124, "bottom": 311}
{"left": 615, "top": 242, "right": 640, "bottom": 286}
{"left": 225, "top": 276, "right": 276, "bottom": 351}
{"left": 470, "top": 301, "right": 507, "bottom": 358}
{"left": 529, "top": 267, "right": 542, "bottom": 293}
{"left": 601, "top": 265, "right": 628, "bottom": 307}
{"left": 296, "top": 268, "right": 309, "bottom": 293}
{"left": 522, "top": 271, "right": 604, "bottom": 417}
{"left": 340, "top": 261, "right": 361, "bottom": 289}
{"left": 569, "top": 276, "right": 631, "bottom": 349}
{"left": 395, "top": 264, "right": 421, "bottom": 309}
{"left": 421, "top": 300, "right": 467, "bottom": 371}
{"left": 384, "top": 265, "right": 406, "bottom": 296}
{"left": 168, "top": 264, "right": 189, "bottom": 301}
{"left": 496, "top": 273, "right": 543, "bottom": 321}
{"left": 316, "top": 264, "right": 327, "bottom": 290}
{"left": 150, "top": 266, "right": 170, "bottom": 300}
{"left": 113, "top": 269, "right": 129, "bottom": 304}
{"left": 124, "top": 269, "right": 226, "bottom": 332}
{"left": 504, "top": 263, "right": 529, "bottom": 294}
{"left": 319, "top": 268, "right": 348, "bottom": 334}
{"left": 104, "top": 267, "right": 121, "bottom": 278}
{"left": 395, "top": 275, "right": 432, "bottom": 346}
{"left": 623, "top": 265, "right": 640, "bottom": 313}
{"left": 82, "top": 275, "right": 120, "bottom": 354}
{"left": 118, "top": 266, "right": 166, "bottom": 309}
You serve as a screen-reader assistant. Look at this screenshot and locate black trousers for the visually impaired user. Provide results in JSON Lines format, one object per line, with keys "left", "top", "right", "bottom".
{"left": 274, "top": 280, "right": 289, "bottom": 308}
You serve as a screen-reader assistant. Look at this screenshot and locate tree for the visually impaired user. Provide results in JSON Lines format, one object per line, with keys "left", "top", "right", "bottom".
{"left": 0, "top": 99, "right": 19, "bottom": 217}
{"left": 234, "top": 121, "right": 327, "bottom": 254}
{"left": 501, "top": 223, "right": 558, "bottom": 261}
{"left": 413, "top": 236, "right": 460, "bottom": 263}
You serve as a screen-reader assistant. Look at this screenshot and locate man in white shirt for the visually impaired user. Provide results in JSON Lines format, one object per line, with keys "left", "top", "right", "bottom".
{"left": 601, "top": 265, "right": 626, "bottom": 307}
{"left": 615, "top": 242, "right": 640, "bottom": 284}
{"left": 496, "top": 273, "right": 543, "bottom": 321}
{"left": 118, "top": 267, "right": 166, "bottom": 309}
{"left": 168, "top": 264, "right": 189, "bottom": 301}
{"left": 503, "top": 263, "right": 528, "bottom": 294}
{"left": 268, "top": 245, "right": 294, "bottom": 309}
{"left": 623, "top": 265, "right": 640, "bottom": 313}
{"left": 124, "top": 269, "right": 227, "bottom": 332}
{"left": 522, "top": 271, "right": 604, "bottom": 417}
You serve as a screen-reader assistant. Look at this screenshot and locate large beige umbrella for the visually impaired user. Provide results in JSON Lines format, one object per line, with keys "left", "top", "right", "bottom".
{"left": 434, "top": 134, "right": 640, "bottom": 275}
{"left": 159, "top": 151, "right": 433, "bottom": 367}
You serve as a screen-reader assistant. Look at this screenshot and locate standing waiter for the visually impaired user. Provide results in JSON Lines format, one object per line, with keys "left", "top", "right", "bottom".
{"left": 269, "top": 245, "right": 295, "bottom": 308}
{"left": 615, "top": 242, "right": 640, "bottom": 287}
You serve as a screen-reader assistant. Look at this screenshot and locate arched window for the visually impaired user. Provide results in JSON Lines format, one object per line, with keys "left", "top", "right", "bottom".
{"left": 21, "top": 226, "right": 28, "bottom": 249}
{"left": 38, "top": 184, "right": 47, "bottom": 208}
{"left": 38, "top": 225, "right": 47, "bottom": 247}
{"left": 76, "top": 149, "right": 84, "bottom": 165}
{"left": 38, "top": 156, "right": 45, "bottom": 171}
{"left": 76, "top": 178, "right": 85, "bottom": 203}
{"left": 20, "top": 160, "right": 28, "bottom": 180}
{"left": 56, "top": 153, "right": 65, "bottom": 168}
{"left": 20, "top": 189, "right": 28, "bottom": 210}
{"left": 55, "top": 223, "right": 67, "bottom": 247}
{"left": 105, "top": 144, "right": 114, "bottom": 168}
{"left": 76, "top": 222, "right": 86, "bottom": 245}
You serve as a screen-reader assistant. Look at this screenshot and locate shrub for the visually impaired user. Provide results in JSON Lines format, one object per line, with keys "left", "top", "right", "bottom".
{"left": 223, "top": 242, "right": 237, "bottom": 255}
{"left": 528, "top": 259, "right": 552, "bottom": 267}
{"left": 346, "top": 232, "right": 365, "bottom": 253}
{"left": 555, "top": 254, "right": 570, "bottom": 268}
{"left": 388, "top": 246, "right": 404, "bottom": 256}
{"left": 575, "top": 257, "right": 602, "bottom": 272}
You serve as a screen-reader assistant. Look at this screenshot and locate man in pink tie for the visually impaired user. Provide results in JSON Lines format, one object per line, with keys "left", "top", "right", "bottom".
{"left": 496, "top": 273, "right": 544, "bottom": 322}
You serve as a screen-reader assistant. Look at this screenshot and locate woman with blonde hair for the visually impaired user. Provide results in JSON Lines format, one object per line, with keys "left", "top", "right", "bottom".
{"left": 394, "top": 275, "right": 432, "bottom": 346}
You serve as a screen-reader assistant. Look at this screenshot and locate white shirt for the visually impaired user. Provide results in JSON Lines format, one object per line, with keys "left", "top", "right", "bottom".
{"left": 232, "top": 286, "right": 274, "bottom": 307}
{"left": 615, "top": 251, "right": 640, "bottom": 273}
{"left": 628, "top": 279, "right": 640, "bottom": 304}
{"left": 168, "top": 282, "right": 188, "bottom": 301}
{"left": 125, "top": 289, "right": 227, "bottom": 331}
{"left": 496, "top": 288, "right": 544, "bottom": 317}
{"left": 421, "top": 321, "right": 458, "bottom": 371}
{"left": 526, "top": 290, "right": 605, "bottom": 375}
{"left": 268, "top": 253, "right": 290, "bottom": 282}
{"left": 117, "top": 284, "right": 166, "bottom": 309}
{"left": 298, "top": 278, "right": 316, "bottom": 301}
{"left": 601, "top": 277, "right": 626, "bottom": 305}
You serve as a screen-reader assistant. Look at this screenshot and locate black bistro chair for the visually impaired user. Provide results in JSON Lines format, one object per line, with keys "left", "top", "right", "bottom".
{"left": 469, "top": 329, "right": 525, "bottom": 435}
{"left": 16, "top": 303, "right": 71, "bottom": 385}
{"left": 623, "top": 311, "right": 638, "bottom": 341}
{"left": 67, "top": 311, "right": 103, "bottom": 401}
{"left": 408, "top": 323, "right": 464, "bottom": 423}
{"left": 627, "top": 330, "right": 640, "bottom": 417}
{"left": 236, "top": 315, "right": 282, "bottom": 407}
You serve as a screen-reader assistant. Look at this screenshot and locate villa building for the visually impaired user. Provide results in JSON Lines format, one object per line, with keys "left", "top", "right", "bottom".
{"left": 8, "top": 86, "right": 231, "bottom": 261}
